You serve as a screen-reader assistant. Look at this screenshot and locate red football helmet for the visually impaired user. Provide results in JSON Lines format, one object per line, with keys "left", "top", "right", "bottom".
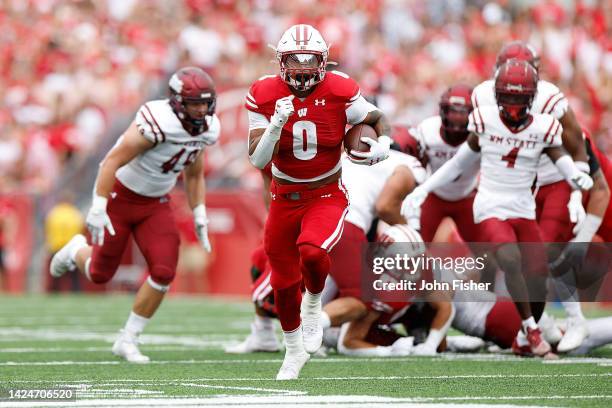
{"left": 169, "top": 67, "right": 216, "bottom": 135}
{"left": 439, "top": 84, "right": 473, "bottom": 146}
{"left": 496, "top": 41, "right": 540, "bottom": 71}
{"left": 495, "top": 60, "right": 538, "bottom": 126}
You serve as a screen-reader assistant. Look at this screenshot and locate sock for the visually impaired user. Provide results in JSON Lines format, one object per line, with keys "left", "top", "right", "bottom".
{"left": 516, "top": 329, "right": 529, "bottom": 346}
{"left": 283, "top": 325, "right": 305, "bottom": 355}
{"left": 522, "top": 316, "right": 537, "bottom": 332}
{"left": 124, "top": 311, "right": 150, "bottom": 336}
{"left": 254, "top": 314, "right": 274, "bottom": 331}
{"left": 562, "top": 301, "right": 585, "bottom": 321}
{"left": 84, "top": 258, "right": 92, "bottom": 282}
{"left": 320, "top": 311, "right": 331, "bottom": 329}
{"left": 302, "top": 290, "right": 322, "bottom": 315}
{"left": 275, "top": 283, "right": 302, "bottom": 332}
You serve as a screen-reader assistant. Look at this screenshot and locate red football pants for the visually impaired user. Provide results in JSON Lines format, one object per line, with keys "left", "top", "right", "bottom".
{"left": 420, "top": 192, "right": 480, "bottom": 242}
{"left": 89, "top": 181, "right": 180, "bottom": 286}
{"left": 535, "top": 181, "right": 573, "bottom": 242}
{"left": 264, "top": 180, "right": 348, "bottom": 331}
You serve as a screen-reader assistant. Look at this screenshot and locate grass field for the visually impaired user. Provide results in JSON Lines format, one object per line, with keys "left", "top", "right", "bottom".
{"left": 0, "top": 295, "right": 610, "bottom": 407}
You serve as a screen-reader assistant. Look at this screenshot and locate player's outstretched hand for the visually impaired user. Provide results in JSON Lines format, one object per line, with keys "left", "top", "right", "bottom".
{"left": 571, "top": 172, "right": 593, "bottom": 191}
{"left": 349, "top": 136, "right": 390, "bottom": 166}
{"left": 86, "top": 196, "right": 115, "bottom": 246}
{"left": 271, "top": 95, "right": 295, "bottom": 127}
{"left": 400, "top": 186, "right": 428, "bottom": 217}
{"left": 193, "top": 204, "right": 211, "bottom": 252}
{"left": 567, "top": 190, "right": 586, "bottom": 229}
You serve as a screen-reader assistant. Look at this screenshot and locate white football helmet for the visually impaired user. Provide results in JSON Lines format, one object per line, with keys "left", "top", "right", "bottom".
{"left": 276, "top": 24, "right": 329, "bottom": 91}
{"left": 377, "top": 224, "right": 427, "bottom": 282}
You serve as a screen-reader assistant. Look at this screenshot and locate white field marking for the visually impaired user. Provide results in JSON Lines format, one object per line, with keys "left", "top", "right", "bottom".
{"left": 0, "top": 393, "right": 604, "bottom": 408}
{"left": 6, "top": 373, "right": 611, "bottom": 382}
{"left": 0, "top": 345, "right": 227, "bottom": 353}
{"left": 543, "top": 357, "right": 612, "bottom": 365}
{"left": 178, "top": 383, "right": 306, "bottom": 396}
{"left": 0, "top": 328, "right": 240, "bottom": 346}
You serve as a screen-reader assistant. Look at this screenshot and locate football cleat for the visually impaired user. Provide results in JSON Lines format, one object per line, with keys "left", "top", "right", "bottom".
{"left": 224, "top": 323, "right": 280, "bottom": 354}
{"left": 511, "top": 337, "right": 533, "bottom": 357}
{"left": 50, "top": 234, "right": 87, "bottom": 278}
{"left": 526, "top": 327, "right": 551, "bottom": 356}
{"left": 112, "top": 330, "right": 150, "bottom": 363}
{"left": 557, "top": 318, "right": 588, "bottom": 353}
{"left": 276, "top": 350, "right": 310, "bottom": 380}
{"left": 446, "top": 335, "right": 486, "bottom": 353}
{"left": 539, "top": 313, "right": 563, "bottom": 345}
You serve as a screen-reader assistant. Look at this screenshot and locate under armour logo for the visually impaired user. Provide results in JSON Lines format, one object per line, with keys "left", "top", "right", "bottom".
{"left": 320, "top": 193, "right": 332, "bottom": 198}
{"left": 314, "top": 99, "right": 326, "bottom": 106}
{"left": 271, "top": 192, "right": 276, "bottom": 200}
{"left": 110, "top": 192, "right": 117, "bottom": 199}
{"left": 297, "top": 108, "right": 308, "bottom": 117}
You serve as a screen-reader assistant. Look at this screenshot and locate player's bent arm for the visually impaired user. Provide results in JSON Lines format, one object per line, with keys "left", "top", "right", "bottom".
{"left": 360, "top": 110, "right": 392, "bottom": 143}
{"left": 424, "top": 299, "right": 455, "bottom": 351}
{"left": 338, "top": 310, "right": 394, "bottom": 356}
{"left": 545, "top": 146, "right": 593, "bottom": 191}
{"left": 183, "top": 150, "right": 206, "bottom": 209}
{"left": 95, "top": 120, "right": 154, "bottom": 198}
{"left": 376, "top": 166, "right": 417, "bottom": 225}
{"left": 559, "top": 108, "right": 589, "bottom": 166}
{"left": 248, "top": 127, "right": 281, "bottom": 169}
{"left": 420, "top": 134, "right": 480, "bottom": 194}
{"left": 575, "top": 170, "right": 609, "bottom": 242}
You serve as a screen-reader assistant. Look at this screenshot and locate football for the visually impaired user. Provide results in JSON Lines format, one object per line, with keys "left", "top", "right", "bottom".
{"left": 344, "top": 123, "right": 378, "bottom": 160}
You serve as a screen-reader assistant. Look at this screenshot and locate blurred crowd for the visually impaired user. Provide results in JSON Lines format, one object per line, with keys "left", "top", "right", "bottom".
{"left": 0, "top": 0, "right": 610, "bottom": 196}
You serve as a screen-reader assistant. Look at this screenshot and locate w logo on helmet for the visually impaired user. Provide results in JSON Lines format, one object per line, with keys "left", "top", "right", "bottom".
{"left": 294, "top": 24, "right": 311, "bottom": 45}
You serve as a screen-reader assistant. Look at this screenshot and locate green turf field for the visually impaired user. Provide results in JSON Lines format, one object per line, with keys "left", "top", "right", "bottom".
{"left": 0, "top": 295, "right": 610, "bottom": 407}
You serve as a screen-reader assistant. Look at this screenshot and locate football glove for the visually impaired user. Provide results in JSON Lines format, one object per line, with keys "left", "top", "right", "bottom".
{"left": 271, "top": 95, "right": 295, "bottom": 127}
{"left": 194, "top": 204, "right": 211, "bottom": 252}
{"left": 86, "top": 195, "right": 115, "bottom": 246}
{"left": 349, "top": 135, "right": 391, "bottom": 166}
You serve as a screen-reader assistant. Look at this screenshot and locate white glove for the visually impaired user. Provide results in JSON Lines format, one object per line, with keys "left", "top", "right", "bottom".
{"left": 401, "top": 186, "right": 429, "bottom": 217}
{"left": 390, "top": 336, "right": 414, "bottom": 356}
{"left": 349, "top": 135, "right": 391, "bottom": 166}
{"left": 567, "top": 190, "right": 586, "bottom": 230}
{"left": 411, "top": 342, "right": 437, "bottom": 356}
{"left": 193, "top": 204, "right": 211, "bottom": 252}
{"left": 571, "top": 172, "right": 593, "bottom": 191}
{"left": 86, "top": 195, "right": 115, "bottom": 246}
{"left": 270, "top": 95, "right": 295, "bottom": 127}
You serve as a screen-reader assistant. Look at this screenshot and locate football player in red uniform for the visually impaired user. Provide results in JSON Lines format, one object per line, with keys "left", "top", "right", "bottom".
{"left": 50, "top": 67, "right": 219, "bottom": 362}
{"left": 246, "top": 24, "right": 391, "bottom": 379}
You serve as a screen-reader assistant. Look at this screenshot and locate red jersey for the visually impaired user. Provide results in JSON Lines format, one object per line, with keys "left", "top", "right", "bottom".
{"left": 245, "top": 71, "right": 360, "bottom": 182}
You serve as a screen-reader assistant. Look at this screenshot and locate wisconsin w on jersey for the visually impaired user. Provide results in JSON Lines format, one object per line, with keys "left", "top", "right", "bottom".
{"left": 115, "top": 99, "right": 220, "bottom": 197}
{"left": 472, "top": 79, "right": 569, "bottom": 187}
{"left": 411, "top": 116, "right": 479, "bottom": 201}
{"left": 468, "top": 106, "right": 563, "bottom": 222}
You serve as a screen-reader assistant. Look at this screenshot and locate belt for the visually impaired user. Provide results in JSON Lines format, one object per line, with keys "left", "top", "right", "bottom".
{"left": 271, "top": 181, "right": 341, "bottom": 201}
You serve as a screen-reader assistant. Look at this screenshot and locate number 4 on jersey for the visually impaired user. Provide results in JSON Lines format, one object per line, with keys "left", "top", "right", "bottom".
{"left": 161, "top": 148, "right": 200, "bottom": 173}
{"left": 501, "top": 147, "right": 520, "bottom": 168}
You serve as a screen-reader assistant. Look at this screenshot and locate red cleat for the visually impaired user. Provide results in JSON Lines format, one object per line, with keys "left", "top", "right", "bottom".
{"left": 526, "top": 327, "right": 551, "bottom": 356}
{"left": 512, "top": 338, "right": 533, "bottom": 357}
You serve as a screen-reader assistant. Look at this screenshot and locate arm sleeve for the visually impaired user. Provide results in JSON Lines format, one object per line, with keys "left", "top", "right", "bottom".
{"left": 421, "top": 143, "right": 480, "bottom": 193}
{"left": 135, "top": 104, "right": 163, "bottom": 144}
{"left": 346, "top": 95, "right": 378, "bottom": 125}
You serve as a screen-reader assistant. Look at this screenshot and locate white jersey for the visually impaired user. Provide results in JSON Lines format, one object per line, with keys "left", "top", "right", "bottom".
{"left": 472, "top": 79, "right": 569, "bottom": 186}
{"left": 342, "top": 151, "right": 426, "bottom": 233}
{"left": 468, "top": 106, "right": 562, "bottom": 222}
{"left": 452, "top": 289, "right": 497, "bottom": 338}
{"left": 115, "top": 99, "right": 220, "bottom": 197}
{"left": 411, "top": 116, "right": 479, "bottom": 201}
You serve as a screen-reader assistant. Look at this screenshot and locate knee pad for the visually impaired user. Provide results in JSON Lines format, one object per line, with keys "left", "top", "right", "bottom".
{"left": 150, "top": 265, "right": 175, "bottom": 287}
{"left": 88, "top": 259, "right": 116, "bottom": 284}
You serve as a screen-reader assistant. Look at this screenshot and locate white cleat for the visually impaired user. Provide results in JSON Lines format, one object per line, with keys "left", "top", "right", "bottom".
{"left": 539, "top": 312, "right": 563, "bottom": 345}
{"left": 302, "top": 314, "right": 323, "bottom": 354}
{"left": 446, "top": 335, "right": 486, "bottom": 353}
{"left": 276, "top": 351, "right": 310, "bottom": 380}
{"left": 50, "top": 234, "right": 87, "bottom": 278}
{"left": 224, "top": 323, "right": 280, "bottom": 354}
{"left": 112, "top": 330, "right": 150, "bottom": 363}
{"left": 557, "top": 318, "right": 589, "bottom": 352}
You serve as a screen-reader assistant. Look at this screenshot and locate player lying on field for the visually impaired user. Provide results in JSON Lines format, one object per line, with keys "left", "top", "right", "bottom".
{"left": 50, "top": 67, "right": 218, "bottom": 363}
{"left": 226, "top": 146, "right": 426, "bottom": 354}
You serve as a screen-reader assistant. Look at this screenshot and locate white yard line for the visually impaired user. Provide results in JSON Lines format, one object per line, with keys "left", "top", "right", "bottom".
{"left": 0, "top": 394, "right": 608, "bottom": 408}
